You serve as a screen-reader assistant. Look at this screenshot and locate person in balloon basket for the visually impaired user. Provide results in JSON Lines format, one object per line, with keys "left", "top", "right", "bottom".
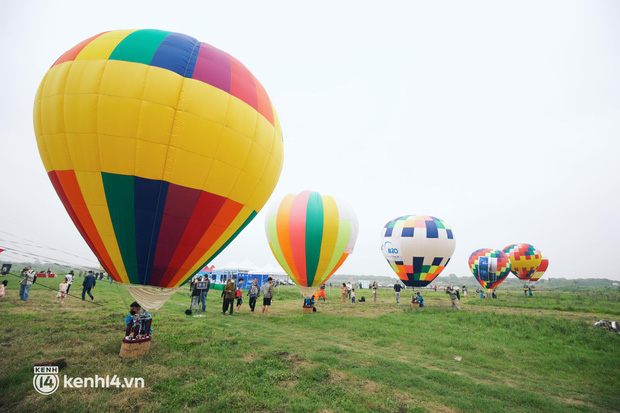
{"left": 262, "top": 277, "right": 274, "bottom": 315}
{"left": 19, "top": 266, "right": 36, "bottom": 302}
{"left": 222, "top": 278, "right": 236, "bottom": 315}
{"left": 446, "top": 286, "right": 460, "bottom": 309}
{"left": 235, "top": 278, "right": 244, "bottom": 313}
{"left": 81, "top": 270, "right": 96, "bottom": 301}
{"left": 125, "top": 301, "right": 152, "bottom": 338}
{"left": 247, "top": 278, "right": 261, "bottom": 313}
{"left": 393, "top": 282, "right": 402, "bottom": 304}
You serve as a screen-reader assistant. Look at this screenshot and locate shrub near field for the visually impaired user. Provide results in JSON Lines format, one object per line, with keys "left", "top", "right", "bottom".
{"left": 0, "top": 275, "right": 619, "bottom": 413}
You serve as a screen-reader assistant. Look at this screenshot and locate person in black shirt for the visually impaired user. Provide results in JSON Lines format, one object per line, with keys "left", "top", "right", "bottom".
{"left": 393, "top": 282, "right": 402, "bottom": 304}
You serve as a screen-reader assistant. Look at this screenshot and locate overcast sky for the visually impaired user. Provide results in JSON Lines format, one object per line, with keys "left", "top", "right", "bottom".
{"left": 1, "top": 0, "right": 618, "bottom": 280}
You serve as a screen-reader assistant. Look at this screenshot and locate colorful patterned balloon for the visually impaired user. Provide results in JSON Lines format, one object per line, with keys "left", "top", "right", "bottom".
{"left": 265, "top": 190, "right": 358, "bottom": 296}
{"left": 468, "top": 249, "right": 512, "bottom": 290}
{"left": 502, "top": 244, "right": 542, "bottom": 280}
{"left": 34, "top": 29, "right": 284, "bottom": 289}
{"left": 529, "top": 253, "right": 549, "bottom": 282}
{"left": 381, "top": 215, "right": 455, "bottom": 287}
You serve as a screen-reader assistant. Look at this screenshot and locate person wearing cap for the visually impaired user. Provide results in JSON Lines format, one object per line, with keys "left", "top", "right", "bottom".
{"left": 82, "top": 270, "right": 96, "bottom": 301}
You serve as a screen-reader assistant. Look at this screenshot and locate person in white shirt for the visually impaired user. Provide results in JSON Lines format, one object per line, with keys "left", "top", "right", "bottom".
{"left": 65, "top": 271, "right": 74, "bottom": 293}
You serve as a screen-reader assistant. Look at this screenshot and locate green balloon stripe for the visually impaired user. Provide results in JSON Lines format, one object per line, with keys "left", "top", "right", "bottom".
{"left": 304, "top": 192, "right": 324, "bottom": 286}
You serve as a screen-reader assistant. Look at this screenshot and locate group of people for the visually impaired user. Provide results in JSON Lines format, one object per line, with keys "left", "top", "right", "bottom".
{"left": 189, "top": 276, "right": 275, "bottom": 316}
{"left": 6, "top": 267, "right": 97, "bottom": 303}
{"left": 341, "top": 282, "right": 357, "bottom": 304}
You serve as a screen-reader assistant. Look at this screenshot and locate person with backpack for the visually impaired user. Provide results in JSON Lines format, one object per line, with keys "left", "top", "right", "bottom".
{"left": 19, "top": 266, "right": 37, "bottom": 302}
{"left": 247, "top": 278, "right": 261, "bottom": 313}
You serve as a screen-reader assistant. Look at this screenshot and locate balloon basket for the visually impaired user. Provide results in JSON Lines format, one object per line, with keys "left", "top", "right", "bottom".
{"left": 302, "top": 307, "right": 314, "bottom": 314}
{"left": 119, "top": 337, "right": 151, "bottom": 358}
{"left": 411, "top": 302, "right": 420, "bottom": 307}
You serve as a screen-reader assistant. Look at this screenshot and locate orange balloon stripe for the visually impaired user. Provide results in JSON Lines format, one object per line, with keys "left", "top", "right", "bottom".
{"left": 165, "top": 198, "right": 243, "bottom": 287}
{"left": 50, "top": 171, "right": 120, "bottom": 281}
{"left": 275, "top": 195, "right": 300, "bottom": 281}
{"left": 288, "top": 191, "right": 310, "bottom": 286}
{"left": 52, "top": 32, "right": 108, "bottom": 67}
{"left": 325, "top": 252, "right": 349, "bottom": 280}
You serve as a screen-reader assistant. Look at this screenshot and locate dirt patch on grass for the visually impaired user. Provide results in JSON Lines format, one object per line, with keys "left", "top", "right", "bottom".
{"left": 274, "top": 351, "right": 313, "bottom": 368}
{"left": 243, "top": 353, "right": 257, "bottom": 363}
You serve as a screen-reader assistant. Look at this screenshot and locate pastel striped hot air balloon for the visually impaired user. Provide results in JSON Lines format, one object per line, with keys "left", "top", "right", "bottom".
{"left": 468, "top": 249, "right": 512, "bottom": 290}
{"left": 265, "top": 191, "right": 359, "bottom": 297}
{"left": 529, "top": 253, "right": 549, "bottom": 282}
{"left": 381, "top": 215, "right": 455, "bottom": 287}
{"left": 502, "top": 244, "right": 542, "bottom": 281}
{"left": 33, "top": 29, "right": 283, "bottom": 309}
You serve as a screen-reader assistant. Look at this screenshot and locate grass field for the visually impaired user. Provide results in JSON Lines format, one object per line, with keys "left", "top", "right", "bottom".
{"left": 1, "top": 274, "right": 619, "bottom": 412}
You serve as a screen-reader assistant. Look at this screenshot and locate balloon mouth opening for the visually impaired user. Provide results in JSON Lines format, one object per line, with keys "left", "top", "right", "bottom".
{"left": 125, "top": 285, "right": 179, "bottom": 311}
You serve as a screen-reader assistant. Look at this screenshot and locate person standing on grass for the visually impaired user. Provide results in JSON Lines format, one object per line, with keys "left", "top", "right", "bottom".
{"left": 262, "top": 277, "right": 274, "bottom": 315}
{"left": 81, "top": 270, "right": 96, "bottom": 301}
{"left": 346, "top": 281, "right": 352, "bottom": 299}
{"left": 393, "top": 281, "right": 402, "bottom": 304}
{"left": 462, "top": 285, "right": 467, "bottom": 297}
{"left": 65, "top": 271, "right": 74, "bottom": 294}
{"left": 351, "top": 288, "right": 356, "bottom": 304}
{"left": 235, "top": 278, "right": 244, "bottom": 313}
{"left": 523, "top": 284, "right": 528, "bottom": 297}
{"left": 341, "top": 283, "right": 347, "bottom": 304}
{"left": 55, "top": 278, "right": 68, "bottom": 305}
{"left": 247, "top": 278, "right": 261, "bottom": 313}
{"left": 221, "top": 278, "right": 236, "bottom": 315}
{"left": 0, "top": 280, "right": 7, "bottom": 299}
{"left": 372, "top": 282, "right": 378, "bottom": 302}
{"left": 200, "top": 276, "right": 211, "bottom": 312}
{"left": 19, "top": 266, "right": 37, "bottom": 302}
{"left": 190, "top": 280, "right": 201, "bottom": 312}
{"left": 446, "top": 286, "right": 460, "bottom": 309}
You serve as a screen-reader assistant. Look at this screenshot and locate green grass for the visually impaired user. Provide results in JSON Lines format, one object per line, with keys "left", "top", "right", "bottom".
{"left": 1, "top": 275, "right": 619, "bottom": 412}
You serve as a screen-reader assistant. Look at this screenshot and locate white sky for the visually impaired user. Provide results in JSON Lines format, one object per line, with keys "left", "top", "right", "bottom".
{"left": 1, "top": 0, "right": 618, "bottom": 280}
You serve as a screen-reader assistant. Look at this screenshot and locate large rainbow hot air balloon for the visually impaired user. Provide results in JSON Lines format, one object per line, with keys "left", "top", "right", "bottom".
{"left": 381, "top": 215, "right": 455, "bottom": 287}
{"left": 265, "top": 190, "right": 358, "bottom": 297}
{"left": 502, "top": 244, "right": 541, "bottom": 281}
{"left": 529, "top": 253, "right": 549, "bottom": 282}
{"left": 33, "top": 29, "right": 283, "bottom": 309}
{"left": 468, "top": 249, "right": 512, "bottom": 290}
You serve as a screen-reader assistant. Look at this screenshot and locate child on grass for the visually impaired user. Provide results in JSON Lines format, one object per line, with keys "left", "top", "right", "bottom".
{"left": 351, "top": 289, "right": 356, "bottom": 304}
{"left": 0, "top": 280, "right": 7, "bottom": 299}
{"left": 55, "top": 278, "right": 68, "bottom": 304}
